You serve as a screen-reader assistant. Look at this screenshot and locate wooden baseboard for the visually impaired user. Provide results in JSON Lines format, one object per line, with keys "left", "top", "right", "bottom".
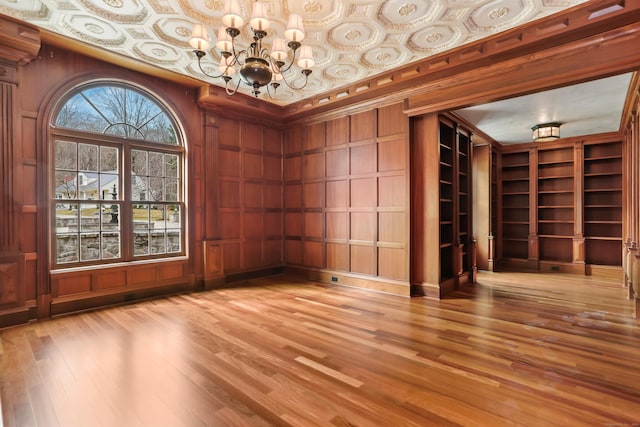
{"left": 585, "top": 264, "right": 624, "bottom": 281}
{"left": 287, "top": 267, "right": 411, "bottom": 297}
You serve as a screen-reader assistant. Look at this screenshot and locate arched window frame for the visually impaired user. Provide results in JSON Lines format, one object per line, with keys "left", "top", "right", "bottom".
{"left": 49, "top": 81, "right": 186, "bottom": 269}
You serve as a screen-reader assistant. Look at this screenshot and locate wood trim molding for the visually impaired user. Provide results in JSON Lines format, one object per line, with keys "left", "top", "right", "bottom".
{"left": 0, "top": 14, "right": 40, "bottom": 67}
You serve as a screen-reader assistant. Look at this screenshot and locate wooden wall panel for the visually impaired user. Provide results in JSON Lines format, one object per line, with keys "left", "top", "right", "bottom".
{"left": 350, "top": 110, "right": 376, "bottom": 142}
{"left": 220, "top": 181, "right": 241, "bottom": 208}
{"left": 326, "top": 116, "right": 349, "bottom": 146}
{"left": 285, "top": 212, "right": 303, "bottom": 236}
{"left": 285, "top": 184, "right": 302, "bottom": 208}
{"left": 244, "top": 183, "right": 263, "bottom": 208}
{"left": 242, "top": 123, "right": 262, "bottom": 151}
{"left": 284, "top": 102, "right": 409, "bottom": 294}
{"left": 264, "top": 240, "right": 282, "bottom": 265}
{"left": 305, "top": 122, "right": 325, "bottom": 151}
{"left": 378, "top": 139, "right": 406, "bottom": 172}
{"left": 54, "top": 274, "right": 91, "bottom": 296}
{"left": 220, "top": 212, "right": 241, "bottom": 239}
{"left": 265, "top": 213, "right": 282, "bottom": 237}
{"left": 326, "top": 148, "right": 349, "bottom": 177}
{"left": 264, "top": 156, "right": 282, "bottom": 181}
{"left": 351, "top": 178, "right": 376, "bottom": 208}
{"left": 378, "top": 176, "right": 406, "bottom": 207}
{"left": 326, "top": 212, "right": 348, "bottom": 240}
{"left": 218, "top": 149, "right": 241, "bottom": 177}
{"left": 303, "top": 152, "right": 324, "bottom": 180}
{"left": 94, "top": 270, "right": 126, "bottom": 291}
{"left": 304, "top": 212, "right": 323, "bottom": 239}
{"left": 350, "top": 145, "right": 376, "bottom": 175}
{"left": 285, "top": 157, "right": 302, "bottom": 181}
{"left": 303, "top": 241, "right": 323, "bottom": 268}
{"left": 351, "top": 212, "right": 375, "bottom": 242}
{"left": 243, "top": 153, "right": 263, "bottom": 179}
{"left": 379, "top": 212, "right": 405, "bottom": 243}
{"left": 286, "top": 240, "right": 303, "bottom": 265}
{"left": 350, "top": 245, "right": 375, "bottom": 275}
{"left": 244, "top": 213, "right": 263, "bottom": 238}
{"left": 219, "top": 118, "right": 240, "bottom": 148}
{"left": 378, "top": 103, "right": 406, "bottom": 137}
{"left": 326, "top": 243, "right": 349, "bottom": 271}
{"left": 304, "top": 182, "right": 323, "bottom": 208}
{"left": 223, "top": 243, "right": 241, "bottom": 271}
{"left": 326, "top": 180, "right": 348, "bottom": 208}
{"left": 378, "top": 247, "right": 406, "bottom": 280}
{"left": 265, "top": 184, "right": 282, "bottom": 209}
{"left": 243, "top": 242, "right": 263, "bottom": 269}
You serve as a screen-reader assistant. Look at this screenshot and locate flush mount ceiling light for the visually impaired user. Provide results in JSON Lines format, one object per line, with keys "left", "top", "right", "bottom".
{"left": 189, "top": 0, "right": 314, "bottom": 98}
{"left": 532, "top": 122, "right": 562, "bottom": 141}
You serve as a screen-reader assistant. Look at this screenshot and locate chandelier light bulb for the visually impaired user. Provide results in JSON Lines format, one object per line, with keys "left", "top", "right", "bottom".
{"left": 189, "top": 24, "right": 210, "bottom": 50}
{"left": 222, "top": 0, "right": 244, "bottom": 29}
{"left": 270, "top": 38, "right": 287, "bottom": 61}
{"left": 285, "top": 14, "right": 305, "bottom": 42}
{"left": 250, "top": 2, "right": 270, "bottom": 32}
{"left": 215, "top": 27, "right": 233, "bottom": 52}
{"left": 297, "top": 45, "right": 314, "bottom": 69}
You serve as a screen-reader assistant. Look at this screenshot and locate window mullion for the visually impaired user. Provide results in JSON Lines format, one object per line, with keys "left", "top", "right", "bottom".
{"left": 121, "top": 144, "right": 134, "bottom": 261}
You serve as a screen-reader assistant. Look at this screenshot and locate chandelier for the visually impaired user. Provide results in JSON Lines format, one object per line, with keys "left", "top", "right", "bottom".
{"left": 189, "top": 0, "right": 314, "bottom": 98}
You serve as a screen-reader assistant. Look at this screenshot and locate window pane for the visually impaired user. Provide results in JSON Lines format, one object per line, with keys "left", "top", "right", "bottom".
{"left": 55, "top": 140, "right": 77, "bottom": 170}
{"left": 56, "top": 203, "right": 78, "bottom": 233}
{"left": 151, "top": 231, "right": 166, "bottom": 254}
{"left": 80, "top": 203, "right": 100, "bottom": 231}
{"left": 133, "top": 204, "right": 149, "bottom": 229}
{"left": 79, "top": 173, "right": 99, "bottom": 200}
{"left": 55, "top": 171, "right": 77, "bottom": 199}
{"left": 132, "top": 149, "right": 147, "bottom": 175}
{"left": 165, "top": 154, "right": 178, "bottom": 178}
{"left": 101, "top": 175, "right": 119, "bottom": 200}
{"left": 100, "top": 146, "right": 119, "bottom": 174}
{"left": 149, "top": 152, "right": 164, "bottom": 177}
{"left": 102, "top": 232, "right": 120, "bottom": 259}
{"left": 166, "top": 179, "right": 178, "bottom": 202}
{"left": 56, "top": 234, "right": 78, "bottom": 264}
{"left": 167, "top": 205, "right": 180, "bottom": 227}
{"left": 134, "top": 232, "right": 149, "bottom": 256}
{"left": 132, "top": 176, "right": 147, "bottom": 201}
{"left": 101, "top": 203, "right": 120, "bottom": 230}
{"left": 80, "top": 233, "right": 100, "bottom": 261}
{"left": 148, "top": 177, "right": 164, "bottom": 201}
{"left": 167, "top": 230, "right": 181, "bottom": 253}
{"left": 78, "top": 143, "right": 98, "bottom": 172}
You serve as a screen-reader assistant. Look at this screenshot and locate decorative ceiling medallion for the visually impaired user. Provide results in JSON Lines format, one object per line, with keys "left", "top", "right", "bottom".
{"left": 304, "top": 1, "right": 322, "bottom": 13}
{"left": 489, "top": 7, "right": 510, "bottom": 19}
{"left": 61, "top": 14, "right": 125, "bottom": 46}
{"left": 103, "top": 0, "right": 123, "bottom": 8}
{"left": 78, "top": 0, "right": 148, "bottom": 24}
{"left": 204, "top": 0, "right": 223, "bottom": 11}
{"left": 132, "top": 42, "right": 180, "bottom": 65}
{"left": 362, "top": 46, "right": 406, "bottom": 69}
{"left": 398, "top": 4, "right": 417, "bottom": 16}
{"left": 407, "top": 25, "right": 458, "bottom": 53}
{"left": 345, "top": 30, "right": 361, "bottom": 40}
{"left": 85, "top": 23, "right": 104, "bottom": 33}
{"left": 425, "top": 32, "right": 443, "bottom": 43}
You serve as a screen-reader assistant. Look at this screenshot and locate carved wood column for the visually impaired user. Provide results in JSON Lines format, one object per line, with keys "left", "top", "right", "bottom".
{"left": 0, "top": 16, "right": 40, "bottom": 323}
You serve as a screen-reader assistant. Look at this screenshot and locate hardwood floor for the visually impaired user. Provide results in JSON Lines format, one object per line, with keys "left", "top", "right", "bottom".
{"left": 1, "top": 271, "right": 639, "bottom": 427}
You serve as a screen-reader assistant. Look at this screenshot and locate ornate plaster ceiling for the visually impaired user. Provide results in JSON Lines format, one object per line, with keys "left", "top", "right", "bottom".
{"left": 1, "top": 0, "right": 588, "bottom": 104}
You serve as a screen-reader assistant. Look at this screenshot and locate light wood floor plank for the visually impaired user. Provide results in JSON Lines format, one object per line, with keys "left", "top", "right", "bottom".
{"left": 2, "top": 271, "right": 639, "bottom": 426}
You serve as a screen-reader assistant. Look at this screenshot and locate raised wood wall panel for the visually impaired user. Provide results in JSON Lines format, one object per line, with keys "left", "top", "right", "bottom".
{"left": 350, "top": 110, "right": 376, "bottom": 142}
{"left": 326, "top": 212, "right": 348, "bottom": 240}
{"left": 326, "top": 242, "right": 349, "bottom": 271}
{"left": 284, "top": 102, "right": 409, "bottom": 294}
{"left": 94, "top": 270, "right": 126, "bottom": 291}
{"left": 351, "top": 212, "right": 375, "bottom": 242}
{"left": 326, "top": 116, "right": 349, "bottom": 146}
{"left": 326, "top": 148, "right": 349, "bottom": 177}
{"left": 350, "top": 244, "right": 375, "bottom": 276}
{"left": 284, "top": 184, "right": 302, "bottom": 209}
{"left": 326, "top": 180, "right": 348, "bottom": 208}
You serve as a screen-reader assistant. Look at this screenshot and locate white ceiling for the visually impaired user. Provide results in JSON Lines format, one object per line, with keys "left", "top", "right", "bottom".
{"left": 454, "top": 73, "right": 633, "bottom": 145}
{"left": 2, "top": 0, "right": 630, "bottom": 145}
{"left": 1, "top": 0, "right": 589, "bottom": 104}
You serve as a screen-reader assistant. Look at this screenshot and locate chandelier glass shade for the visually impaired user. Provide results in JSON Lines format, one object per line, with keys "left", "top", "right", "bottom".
{"left": 189, "top": 0, "right": 314, "bottom": 98}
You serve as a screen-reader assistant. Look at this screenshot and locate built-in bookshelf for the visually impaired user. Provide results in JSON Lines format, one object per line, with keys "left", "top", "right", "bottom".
{"left": 501, "top": 151, "right": 530, "bottom": 260}
{"left": 490, "top": 148, "right": 498, "bottom": 269}
{"left": 458, "top": 130, "right": 471, "bottom": 273}
{"left": 584, "top": 141, "right": 623, "bottom": 265}
{"left": 439, "top": 121, "right": 455, "bottom": 282}
{"left": 537, "top": 147, "right": 574, "bottom": 263}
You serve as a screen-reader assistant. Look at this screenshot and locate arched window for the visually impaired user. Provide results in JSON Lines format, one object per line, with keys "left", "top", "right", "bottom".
{"left": 51, "top": 82, "right": 185, "bottom": 267}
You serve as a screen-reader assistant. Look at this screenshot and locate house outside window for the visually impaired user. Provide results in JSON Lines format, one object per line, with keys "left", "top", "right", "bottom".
{"left": 51, "top": 82, "right": 185, "bottom": 267}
